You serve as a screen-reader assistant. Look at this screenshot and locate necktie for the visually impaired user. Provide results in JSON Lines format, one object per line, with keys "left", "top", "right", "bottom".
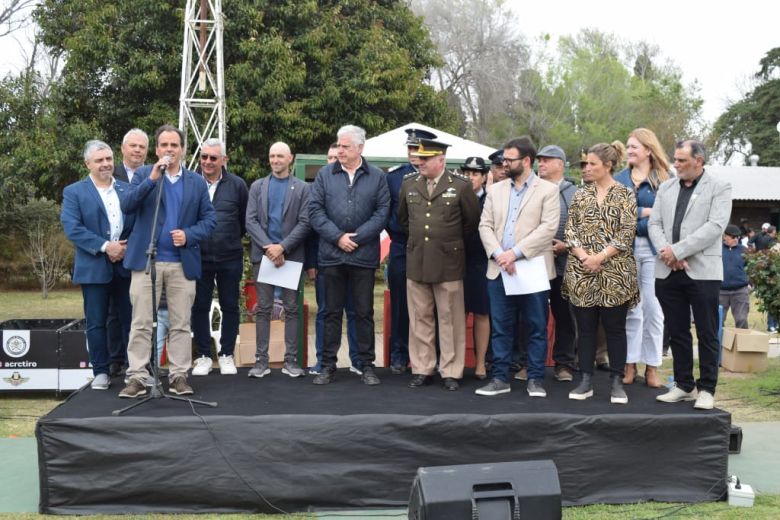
{"left": 427, "top": 180, "right": 435, "bottom": 196}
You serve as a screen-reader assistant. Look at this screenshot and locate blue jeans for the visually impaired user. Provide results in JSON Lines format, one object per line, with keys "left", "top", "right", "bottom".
{"left": 487, "top": 278, "right": 549, "bottom": 382}
{"left": 314, "top": 269, "right": 360, "bottom": 369}
{"left": 191, "top": 258, "right": 243, "bottom": 357}
{"left": 82, "top": 276, "right": 131, "bottom": 376}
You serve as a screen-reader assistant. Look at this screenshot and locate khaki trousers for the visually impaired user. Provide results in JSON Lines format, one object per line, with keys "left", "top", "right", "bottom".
{"left": 407, "top": 279, "right": 465, "bottom": 379}
{"left": 126, "top": 263, "right": 196, "bottom": 380}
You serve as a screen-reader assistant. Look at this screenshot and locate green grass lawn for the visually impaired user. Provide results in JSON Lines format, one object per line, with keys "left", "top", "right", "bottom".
{"left": 1, "top": 289, "right": 779, "bottom": 518}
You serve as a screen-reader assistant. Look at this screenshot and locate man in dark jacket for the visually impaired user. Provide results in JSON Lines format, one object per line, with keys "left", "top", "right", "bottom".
{"left": 309, "top": 125, "right": 390, "bottom": 385}
{"left": 536, "top": 144, "right": 578, "bottom": 381}
{"left": 191, "top": 138, "right": 249, "bottom": 377}
{"left": 720, "top": 224, "right": 750, "bottom": 329}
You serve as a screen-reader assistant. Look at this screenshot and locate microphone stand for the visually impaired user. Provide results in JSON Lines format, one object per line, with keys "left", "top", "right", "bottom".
{"left": 114, "top": 163, "right": 217, "bottom": 415}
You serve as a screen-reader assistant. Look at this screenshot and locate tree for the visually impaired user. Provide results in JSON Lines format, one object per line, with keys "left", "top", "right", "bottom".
{"left": 0, "top": 0, "right": 36, "bottom": 38}
{"left": 25, "top": 0, "right": 457, "bottom": 190}
{"left": 14, "top": 198, "right": 71, "bottom": 297}
{"left": 712, "top": 47, "right": 780, "bottom": 166}
{"left": 411, "top": 0, "right": 529, "bottom": 144}
{"left": 508, "top": 29, "right": 702, "bottom": 164}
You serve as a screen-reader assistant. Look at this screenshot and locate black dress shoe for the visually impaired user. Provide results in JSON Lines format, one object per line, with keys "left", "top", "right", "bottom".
{"left": 361, "top": 367, "right": 381, "bottom": 386}
{"left": 390, "top": 364, "right": 407, "bottom": 375}
{"left": 596, "top": 362, "right": 611, "bottom": 372}
{"left": 408, "top": 374, "right": 432, "bottom": 387}
{"left": 109, "top": 362, "right": 122, "bottom": 377}
{"left": 312, "top": 366, "right": 336, "bottom": 385}
{"left": 442, "top": 377, "right": 459, "bottom": 391}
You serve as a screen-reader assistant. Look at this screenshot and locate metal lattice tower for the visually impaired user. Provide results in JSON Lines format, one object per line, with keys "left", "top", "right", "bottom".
{"left": 178, "top": 0, "right": 225, "bottom": 170}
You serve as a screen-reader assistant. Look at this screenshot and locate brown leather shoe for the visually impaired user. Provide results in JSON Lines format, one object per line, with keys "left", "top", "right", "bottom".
{"left": 644, "top": 365, "right": 662, "bottom": 388}
{"left": 622, "top": 363, "right": 636, "bottom": 385}
{"left": 169, "top": 376, "right": 194, "bottom": 396}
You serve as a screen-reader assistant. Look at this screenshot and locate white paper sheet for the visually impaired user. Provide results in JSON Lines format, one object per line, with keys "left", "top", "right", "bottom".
{"left": 500, "top": 255, "right": 550, "bottom": 295}
{"left": 257, "top": 256, "right": 303, "bottom": 290}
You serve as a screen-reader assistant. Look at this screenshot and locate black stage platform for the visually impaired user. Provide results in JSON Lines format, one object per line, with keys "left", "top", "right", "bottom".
{"left": 37, "top": 368, "right": 730, "bottom": 514}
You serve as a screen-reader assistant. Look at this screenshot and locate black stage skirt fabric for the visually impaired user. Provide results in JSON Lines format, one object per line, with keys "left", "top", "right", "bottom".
{"left": 37, "top": 368, "right": 730, "bottom": 514}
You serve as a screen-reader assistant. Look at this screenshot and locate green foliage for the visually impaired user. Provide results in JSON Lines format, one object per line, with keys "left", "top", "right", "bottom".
{"left": 0, "top": 198, "right": 72, "bottom": 290}
{"left": 712, "top": 46, "right": 780, "bottom": 165}
{"left": 508, "top": 29, "right": 702, "bottom": 162}
{"left": 745, "top": 250, "right": 780, "bottom": 322}
{"left": 9, "top": 0, "right": 457, "bottom": 195}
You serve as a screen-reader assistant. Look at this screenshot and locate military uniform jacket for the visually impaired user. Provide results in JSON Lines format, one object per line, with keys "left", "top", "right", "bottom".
{"left": 399, "top": 170, "right": 481, "bottom": 284}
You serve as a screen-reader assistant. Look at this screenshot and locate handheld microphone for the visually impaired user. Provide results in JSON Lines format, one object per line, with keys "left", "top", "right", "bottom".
{"left": 159, "top": 154, "right": 173, "bottom": 173}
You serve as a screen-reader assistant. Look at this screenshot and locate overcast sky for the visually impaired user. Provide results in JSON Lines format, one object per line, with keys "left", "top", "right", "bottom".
{"left": 1, "top": 0, "right": 778, "bottom": 126}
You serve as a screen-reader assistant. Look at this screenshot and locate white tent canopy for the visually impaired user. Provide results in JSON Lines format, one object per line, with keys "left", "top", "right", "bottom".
{"left": 363, "top": 122, "right": 496, "bottom": 161}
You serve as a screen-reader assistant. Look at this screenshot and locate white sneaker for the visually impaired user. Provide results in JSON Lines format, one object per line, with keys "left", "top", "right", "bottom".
{"left": 694, "top": 390, "right": 715, "bottom": 410}
{"left": 349, "top": 365, "right": 363, "bottom": 375}
{"left": 192, "top": 355, "right": 213, "bottom": 376}
{"left": 91, "top": 373, "right": 110, "bottom": 390}
{"left": 218, "top": 355, "right": 237, "bottom": 375}
{"left": 656, "top": 384, "right": 697, "bottom": 403}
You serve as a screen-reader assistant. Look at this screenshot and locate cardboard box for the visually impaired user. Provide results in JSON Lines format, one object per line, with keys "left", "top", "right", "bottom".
{"left": 721, "top": 327, "right": 769, "bottom": 373}
{"left": 236, "top": 322, "right": 287, "bottom": 368}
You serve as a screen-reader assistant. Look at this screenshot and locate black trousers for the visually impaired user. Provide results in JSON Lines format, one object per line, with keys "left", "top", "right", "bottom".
{"left": 322, "top": 265, "right": 376, "bottom": 369}
{"left": 571, "top": 303, "right": 628, "bottom": 378}
{"left": 656, "top": 271, "right": 721, "bottom": 394}
{"left": 550, "top": 276, "right": 576, "bottom": 369}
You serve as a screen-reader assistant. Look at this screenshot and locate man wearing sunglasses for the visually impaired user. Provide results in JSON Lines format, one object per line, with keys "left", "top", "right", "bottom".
{"left": 190, "top": 139, "right": 249, "bottom": 377}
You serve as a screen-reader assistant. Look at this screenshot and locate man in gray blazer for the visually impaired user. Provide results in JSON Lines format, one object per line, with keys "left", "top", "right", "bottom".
{"left": 245, "top": 142, "right": 311, "bottom": 378}
{"left": 649, "top": 140, "right": 732, "bottom": 410}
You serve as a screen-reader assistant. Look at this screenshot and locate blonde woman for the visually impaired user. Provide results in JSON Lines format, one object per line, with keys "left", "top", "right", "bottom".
{"left": 614, "top": 128, "right": 670, "bottom": 388}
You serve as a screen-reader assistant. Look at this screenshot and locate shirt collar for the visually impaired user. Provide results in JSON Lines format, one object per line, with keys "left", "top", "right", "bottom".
{"left": 202, "top": 172, "right": 222, "bottom": 185}
{"left": 334, "top": 157, "right": 364, "bottom": 175}
{"left": 511, "top": 173, "right": 535, "bottom": 190}
{"left": 679, "top": 169, "right": 704, "bottom": 188}
{"left": 90, "top": 175, "right": 115, "bottom": 191}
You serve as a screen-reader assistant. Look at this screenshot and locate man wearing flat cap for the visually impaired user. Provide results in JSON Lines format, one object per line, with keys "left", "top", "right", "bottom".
{"left": 384, "top": 128, "right": 437, "bottom": 374}
{"left": 536, "top": 144, "right": 578, "bottom": 382}
{"left": 720, "top": 224, "right": 750, "bottom": 329}
{"left": 461, "top": 156, "right": 491, "bottom": 379}
{"left": 399, "top": 139, "right": 481, "bottom": 391}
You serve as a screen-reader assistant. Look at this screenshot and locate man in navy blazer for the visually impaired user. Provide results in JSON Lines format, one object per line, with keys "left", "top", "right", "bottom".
{"left": 61, "top": 140, "right": 134, "bottom": 391}
{"left": 118, "top": 125, "right": 217, "bottom": 398}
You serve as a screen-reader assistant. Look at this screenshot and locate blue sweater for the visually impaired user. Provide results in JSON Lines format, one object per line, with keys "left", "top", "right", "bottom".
{"left": 157, "top": 176, "right": 183, "bottom": 262}
{"left": 721, "top": 243, "right": 749, "bottom": 290}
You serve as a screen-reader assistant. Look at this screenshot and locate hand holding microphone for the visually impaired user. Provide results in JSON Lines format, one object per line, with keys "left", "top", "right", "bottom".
{"left": 150, "top": 153, "right": 173, "bottom": 181}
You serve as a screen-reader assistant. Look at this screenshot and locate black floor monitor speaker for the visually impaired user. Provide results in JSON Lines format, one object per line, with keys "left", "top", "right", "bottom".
{"left": 408, "top": 460, "right": 561, "bottom": 520}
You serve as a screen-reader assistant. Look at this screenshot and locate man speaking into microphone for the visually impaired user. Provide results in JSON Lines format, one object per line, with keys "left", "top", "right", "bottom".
{"left": 119, "top": 124, "right": 216, "bottom": 398}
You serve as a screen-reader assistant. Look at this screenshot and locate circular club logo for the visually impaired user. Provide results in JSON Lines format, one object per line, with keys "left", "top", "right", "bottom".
{"left": 4, "top": 335, "right": 29, "bottom": 358}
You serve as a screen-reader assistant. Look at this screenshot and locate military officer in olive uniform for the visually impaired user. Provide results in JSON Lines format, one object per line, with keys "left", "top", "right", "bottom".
{"left": 385, "top": 128, "right": 437, "bottom": 374}
{"left": 399, "top": 139, "right": 481, "bottom": 391}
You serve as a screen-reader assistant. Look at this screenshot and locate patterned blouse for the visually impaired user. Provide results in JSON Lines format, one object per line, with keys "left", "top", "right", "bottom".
{"left": 562, "top": 182, "right": 639, "bottom": 308}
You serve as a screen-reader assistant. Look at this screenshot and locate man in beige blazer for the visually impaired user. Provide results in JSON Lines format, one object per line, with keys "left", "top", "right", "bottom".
{"left": 475, "top": 137, "right": 560, "bottom": 397}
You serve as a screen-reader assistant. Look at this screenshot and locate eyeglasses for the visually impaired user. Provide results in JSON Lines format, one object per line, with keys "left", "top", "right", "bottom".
{"left": 200, "top": 153, "right": 220, "bottom": 162}
{"left": 502, "top": 156, "right": 523, "bottom": 164}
